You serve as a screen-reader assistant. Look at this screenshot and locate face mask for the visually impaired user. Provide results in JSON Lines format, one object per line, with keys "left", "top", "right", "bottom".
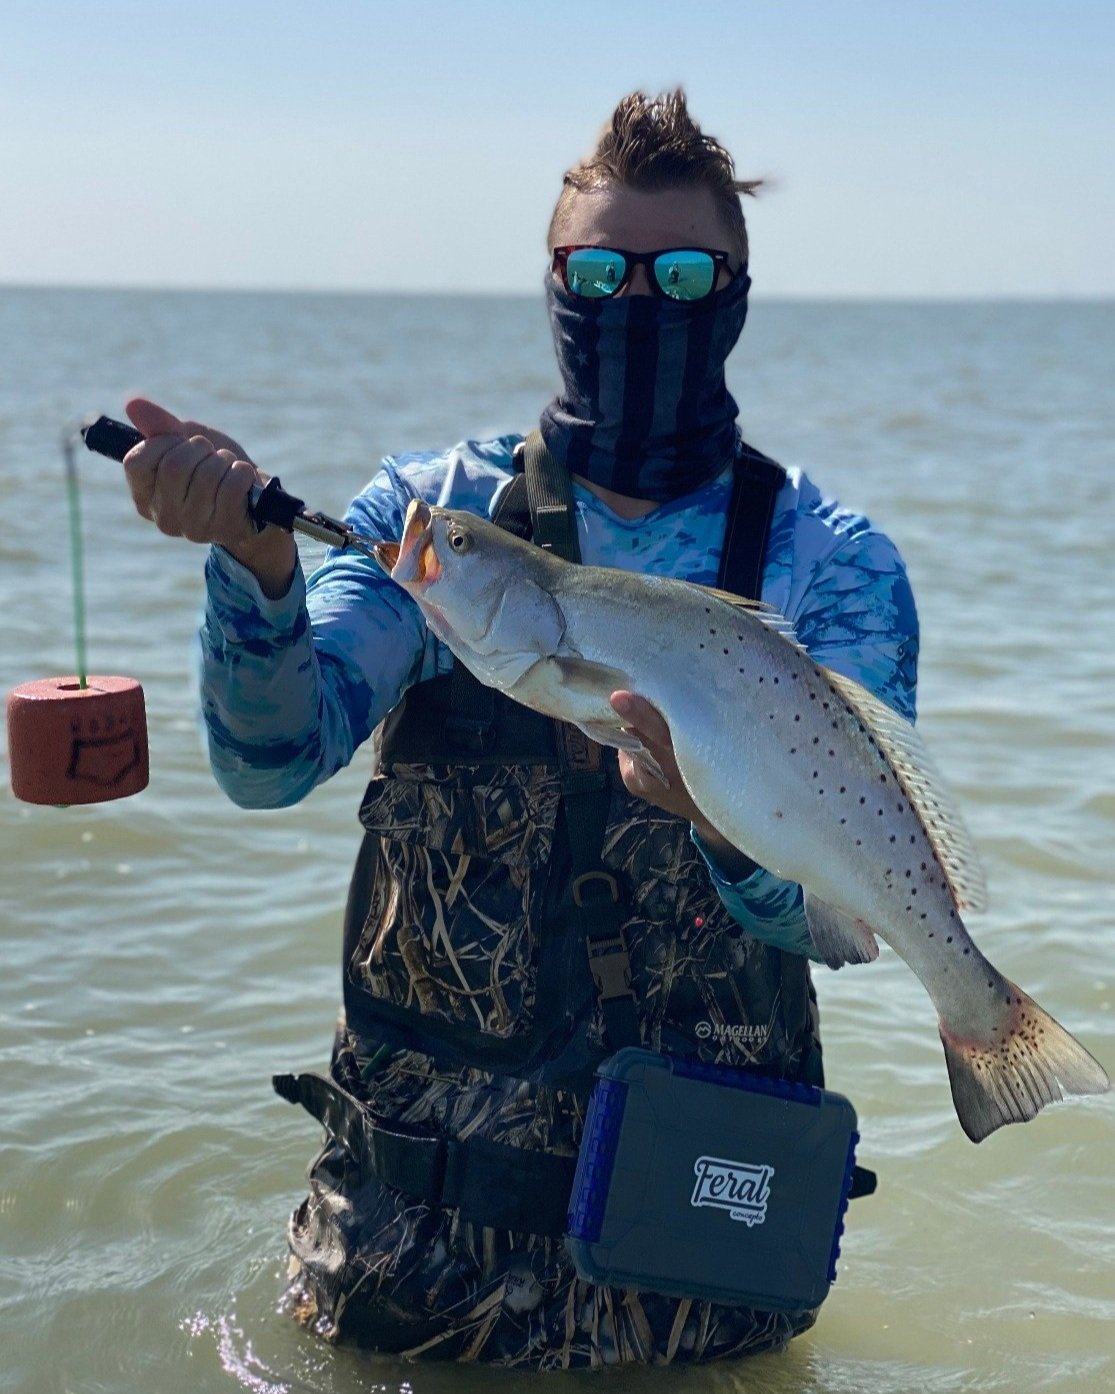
{"left": 539, "top": 264, "right": 751, "bottom": 502}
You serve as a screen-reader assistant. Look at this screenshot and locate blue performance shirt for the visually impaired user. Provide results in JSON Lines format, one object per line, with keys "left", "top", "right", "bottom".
{"left": 200, "top": 434, "right": 919, "bottom": 961}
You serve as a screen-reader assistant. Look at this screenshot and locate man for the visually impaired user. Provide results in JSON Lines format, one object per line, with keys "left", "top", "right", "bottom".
{"left": 122, "top": 90, "right": 918, "bottom": 1367}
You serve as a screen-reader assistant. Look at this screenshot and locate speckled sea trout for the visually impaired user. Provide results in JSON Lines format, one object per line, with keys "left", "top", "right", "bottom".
{"left": 374, "top": 499, "right": 1109, "bottom": 1142}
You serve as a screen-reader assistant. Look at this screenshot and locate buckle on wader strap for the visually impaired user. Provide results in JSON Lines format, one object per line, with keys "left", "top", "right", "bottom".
{"left": 572, "top": 872, "right": 635, "bottom": 1006}
{"left": 558, "top": 727, "right": 640, "bottom": 1050}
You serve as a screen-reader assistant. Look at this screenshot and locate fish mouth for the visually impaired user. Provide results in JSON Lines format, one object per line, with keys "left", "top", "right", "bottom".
{"left": 373, "top": 499, "right": 440, "bottom": 586}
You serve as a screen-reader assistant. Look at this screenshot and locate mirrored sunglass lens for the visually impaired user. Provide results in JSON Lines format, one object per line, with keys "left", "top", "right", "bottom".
{"left": 565, "top": 248, "right": 627, "bottom": 298}
{"left": 654, "top": 250, "right": 716, "bottom": 300}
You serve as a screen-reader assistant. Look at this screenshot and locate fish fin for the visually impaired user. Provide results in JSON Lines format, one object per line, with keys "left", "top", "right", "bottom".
{"left": 691, "top": 584, "right": 804, "bottom": 647}
{"left": 802, "top": 891, "right": 881, "bottom": 969}
{"left": 940, "top": 981, "right": 1110, "bottom": 1143}
{"left": 823, "top": 669, "right": 988, "bottom": 914}
{"left": 575, "top": 722, "right": 671, "bottom": 789}
{"left": 548, "top": 655, "right": 632, "bottom": 698}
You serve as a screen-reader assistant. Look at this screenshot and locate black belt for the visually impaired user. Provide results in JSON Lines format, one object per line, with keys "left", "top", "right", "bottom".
{"left": 274, "top": 1070, "right": 876, "bottom": 1237}
{"left": 273, "top": 1071, "right": 576, "bottom": 1237}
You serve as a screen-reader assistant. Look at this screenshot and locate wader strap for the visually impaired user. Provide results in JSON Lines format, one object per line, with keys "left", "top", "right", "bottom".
{"left": 718, "top": 443, "right": 786, "bottom": 596}
{"left": 556, "top": 725, "right": 641, "bottom": 1051}
{"left": 273, "top": 1071, "right": 575, "bottom": 1236}
{"left": 523, "top": 429, "right": 580, "bottom": 562}
{"left": 517, "top": 435, "right": 641, "bottom": 1049}
{"left": 441, "top": 470, "right": 532, "bottom": 753}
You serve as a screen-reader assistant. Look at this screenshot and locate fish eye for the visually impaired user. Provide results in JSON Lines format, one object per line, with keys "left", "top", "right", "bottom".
{"left": 448, "top": 527, "right": 471, "bottom": 553}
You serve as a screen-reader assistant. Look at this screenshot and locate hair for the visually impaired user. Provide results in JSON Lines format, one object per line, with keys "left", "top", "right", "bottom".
{"left": 548, "top": 88, "right": 761, "bottom": 262}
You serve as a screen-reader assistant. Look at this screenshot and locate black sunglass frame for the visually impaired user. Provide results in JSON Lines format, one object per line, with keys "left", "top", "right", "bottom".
{"left": 551, "top": 245, "right": 734, "bottom": 302}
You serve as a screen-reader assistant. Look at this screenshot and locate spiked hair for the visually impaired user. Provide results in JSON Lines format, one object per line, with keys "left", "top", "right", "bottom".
{"left": 548, "top": 88, "right": 760, "bottom": 261}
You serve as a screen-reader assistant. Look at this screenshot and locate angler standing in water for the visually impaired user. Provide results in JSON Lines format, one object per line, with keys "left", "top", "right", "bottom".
{"left": 120, "top": 91, "right": 923, "bottom": 1365}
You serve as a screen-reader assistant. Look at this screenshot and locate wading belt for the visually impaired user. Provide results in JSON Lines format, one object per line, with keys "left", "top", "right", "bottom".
{"left": 272, "top": 1066, "right": 876, "bottom": 1241}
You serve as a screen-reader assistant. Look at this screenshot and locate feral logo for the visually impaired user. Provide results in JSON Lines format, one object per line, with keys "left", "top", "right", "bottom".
{"left": 691, "top": 1156, "right": 773, "bottom": 1227}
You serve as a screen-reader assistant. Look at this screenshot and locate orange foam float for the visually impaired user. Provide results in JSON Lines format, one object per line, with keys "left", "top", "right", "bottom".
{"left": 7, "top": 675, "right": 149, "bottom": 805}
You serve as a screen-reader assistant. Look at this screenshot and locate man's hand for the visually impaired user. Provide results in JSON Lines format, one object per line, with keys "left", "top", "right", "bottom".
{"left": 122, "top": 398, "right": 296, "bottom": 599}
{"left": 610, "top": 691, "right": 760, "bottom": 883}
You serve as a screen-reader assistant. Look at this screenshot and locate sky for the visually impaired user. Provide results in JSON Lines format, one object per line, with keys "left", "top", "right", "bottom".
{"left": 1, "top": 0, "right": 1112, "bottom": 298}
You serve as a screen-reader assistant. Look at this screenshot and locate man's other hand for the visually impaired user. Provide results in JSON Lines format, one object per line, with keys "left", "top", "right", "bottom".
{"left": 610, "top": 690, "right": 760, "bottom": 882}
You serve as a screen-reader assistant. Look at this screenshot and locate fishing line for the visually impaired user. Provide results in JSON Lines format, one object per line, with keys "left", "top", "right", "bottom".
{"left": 62, "top": 427, "right": 89, "bottom": 689}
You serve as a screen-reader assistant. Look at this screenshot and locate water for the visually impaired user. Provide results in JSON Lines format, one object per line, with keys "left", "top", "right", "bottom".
{"left": 1, "top": 289, "right": 1113, "bottom": 1394}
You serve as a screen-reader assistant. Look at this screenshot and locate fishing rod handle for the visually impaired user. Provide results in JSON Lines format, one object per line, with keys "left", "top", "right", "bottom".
{"left": 80, "top": 415, "right": 305, "bottom": 532}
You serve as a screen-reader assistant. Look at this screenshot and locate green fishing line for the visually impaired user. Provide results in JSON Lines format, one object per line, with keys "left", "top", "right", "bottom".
{"left": 63, "top": 435, "right": 88, "bottom": 690}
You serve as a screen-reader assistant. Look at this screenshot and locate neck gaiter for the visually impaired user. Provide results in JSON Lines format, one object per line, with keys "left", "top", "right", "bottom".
{"left": 539, "top": 263, "right": 751, "bottom": 502}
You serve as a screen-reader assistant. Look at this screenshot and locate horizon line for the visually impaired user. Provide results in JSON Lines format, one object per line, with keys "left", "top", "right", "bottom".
{"left": 1, "top": 280, "right": 1112, "bottom": 305}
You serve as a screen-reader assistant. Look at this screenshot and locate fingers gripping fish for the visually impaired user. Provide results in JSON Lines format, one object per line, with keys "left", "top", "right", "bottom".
{"left": 374, "top": 499, "right": 1109, "bottom": 1143}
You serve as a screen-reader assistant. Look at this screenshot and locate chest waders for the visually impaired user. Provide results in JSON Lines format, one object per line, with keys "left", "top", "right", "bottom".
{"left": 275, "top": 434, "right": 873, "bottom": 1347}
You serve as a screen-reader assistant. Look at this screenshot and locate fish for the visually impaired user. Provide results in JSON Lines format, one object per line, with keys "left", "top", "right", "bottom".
{"left": 373, "top": 498, "right": 1110, "bottom": 1142}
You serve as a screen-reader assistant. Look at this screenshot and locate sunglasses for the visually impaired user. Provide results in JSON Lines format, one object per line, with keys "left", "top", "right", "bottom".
{"left": 552, "top": 245, "right": 734, "bottom": 302}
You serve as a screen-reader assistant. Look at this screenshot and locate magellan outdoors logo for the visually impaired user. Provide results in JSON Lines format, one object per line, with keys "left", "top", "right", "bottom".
{"left": 694, "top": 1021, "right": 768, "bottom": 1043}
{"left": 691, "top": 1155, "right": 774, "bottom": 1227}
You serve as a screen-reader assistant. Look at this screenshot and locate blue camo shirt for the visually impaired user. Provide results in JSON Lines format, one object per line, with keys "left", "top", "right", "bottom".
{"left": 200, "top": 434, "right": 919, "bottom": 962}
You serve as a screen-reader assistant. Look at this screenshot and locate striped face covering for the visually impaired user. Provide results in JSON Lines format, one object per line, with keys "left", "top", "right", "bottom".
{"left": 539, "top": 264, "right": 751, "bottom": 502}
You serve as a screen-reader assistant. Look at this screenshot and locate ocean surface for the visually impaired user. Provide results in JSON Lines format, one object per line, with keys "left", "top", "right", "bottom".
{"left": 1, "top": 288, "right": 1112, "bottom": 1394}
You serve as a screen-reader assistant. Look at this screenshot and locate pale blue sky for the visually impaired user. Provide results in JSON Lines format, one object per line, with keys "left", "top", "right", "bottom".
{"left": 2, "top": 0, "right": 1112, "bottom": 297}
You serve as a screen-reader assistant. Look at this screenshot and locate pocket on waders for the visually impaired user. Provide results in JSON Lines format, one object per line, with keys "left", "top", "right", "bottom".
{"left": 353, "top": 762, "right": 562, "bottom": 1041}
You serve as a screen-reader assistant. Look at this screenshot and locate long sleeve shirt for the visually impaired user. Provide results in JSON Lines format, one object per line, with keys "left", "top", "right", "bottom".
{"left": 200, "top": 434, "right": 919, "bottom": 960}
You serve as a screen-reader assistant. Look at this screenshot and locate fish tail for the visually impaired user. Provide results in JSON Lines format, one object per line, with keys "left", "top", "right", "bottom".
{"left": 940, "top": 980, "right": 1110, "bottom": 1143}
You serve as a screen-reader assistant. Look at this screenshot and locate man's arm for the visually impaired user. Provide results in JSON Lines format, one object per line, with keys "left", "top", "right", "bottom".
{"left": 201, "top": 465, "right": 432, "bottom": 808}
